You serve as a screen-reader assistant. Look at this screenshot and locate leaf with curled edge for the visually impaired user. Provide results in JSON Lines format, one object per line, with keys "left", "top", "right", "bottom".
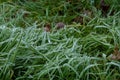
{"left": 44, "top": 23, "right": 51, "bottom": 32}
{"left": 56, "top": 22, "right": 65, "bottom": 30}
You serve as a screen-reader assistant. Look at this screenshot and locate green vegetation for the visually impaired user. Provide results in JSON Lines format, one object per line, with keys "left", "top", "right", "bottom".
{"left": 0, "top": 0, "right": 120, "bottom": 80}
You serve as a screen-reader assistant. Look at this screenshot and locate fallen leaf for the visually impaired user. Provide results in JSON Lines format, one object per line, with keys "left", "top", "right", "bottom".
{"left": 73, "top": 10, "right": 92, "bottom": 24}
{"left": 56, "top": 22, "right": 65, "bottom": 29}
{"left": 73, "top": 16, "right": 83, "bottom": 24}
{"left": 44, "top": 23, "right": 51, "bottom": 32}
{"left": 83, "top": 10, "right": 92, "bottom": 17}
{"left": 108, "top": 45, "right": 120, "bottom": 60}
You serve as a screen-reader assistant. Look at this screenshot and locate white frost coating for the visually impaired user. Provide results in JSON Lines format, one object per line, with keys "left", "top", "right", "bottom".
{"left": 0, "top": 25, "right": 6, "bottom": 29}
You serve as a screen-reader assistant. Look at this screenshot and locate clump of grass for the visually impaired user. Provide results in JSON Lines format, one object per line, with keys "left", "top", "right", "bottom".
{"left": 0, "top": 0, "right": 120, "bottom": 80}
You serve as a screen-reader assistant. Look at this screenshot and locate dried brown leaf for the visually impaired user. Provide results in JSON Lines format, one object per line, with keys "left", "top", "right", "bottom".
{"left": 73, "top": 16, "right": 83, "bottom": 24}
{"left": 108, "top": 45, "right": 120, "bottom": 60}
{"left": 56, "top": 22, "right": 65, "bottom": 29}
{"left": 44, "top": 23, "right": 51, "bottom": 32}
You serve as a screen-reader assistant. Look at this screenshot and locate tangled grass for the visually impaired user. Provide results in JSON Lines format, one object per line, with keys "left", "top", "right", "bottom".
{"left": 0, "top": 0, "right": 120, "bottom": 80}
